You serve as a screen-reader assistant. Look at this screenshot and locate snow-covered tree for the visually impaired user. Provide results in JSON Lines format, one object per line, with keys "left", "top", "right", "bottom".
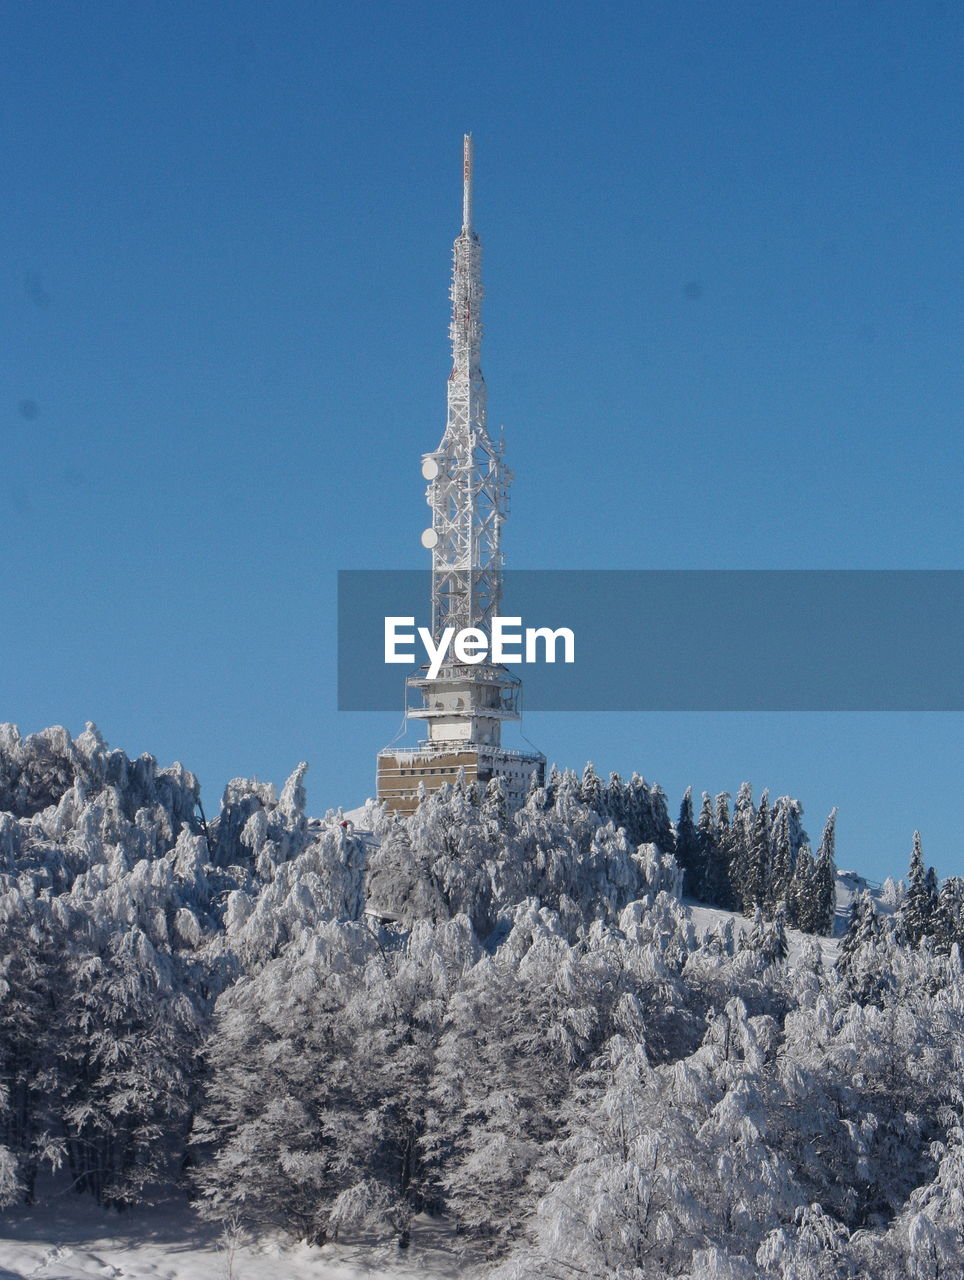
{"left": 676, "top": 786, "right": 702, "bottom": 896}
{"left": 901, "top": 830, "right": 940, "bottom": 946}
{"left": 5, "top": 718, "right": 964, "bottom": 1273}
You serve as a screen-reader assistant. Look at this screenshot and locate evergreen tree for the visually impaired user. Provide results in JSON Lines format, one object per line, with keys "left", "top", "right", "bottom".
{"left": 837, "top": 891, "right": 885, "bottom": 1003}
{"left": 786, "top": 844, "right": 815, "bottom": 931}
{"left": 766, "top": 800, "right": 796, "bottom": 914}
{"left": 706, "top": 792, "right": 736, "bottom": 910}
{"left": 811, "top": 809, "right": 837, "bottom": 937}
{"left": 579, "top": 762, "right": 603, "bottom": 811}
{"left": 739, "top": 903, "right": 788, "bottom": 967}
{"left": 741, "top": 905, "right": 767, "bottom": 954}
{"left": 737, "top": 791, "right": 771, "bottom": 913}
{"left": 605, "top": 771, "right": 626, "bottom": 828}
{"left": 482, "top": 775, "right": 509, "bottom": 835}
{"left": 728, "top": 782, "right": 755, "bottom": 910}
{"left": 768, "top": 903, "right": 790, "bottom": 964}
{"left": 625, "top": 772, "right": 656, "bottom": 846}
{"left": 675, "top": 786, "right": 701, "bottom": 897}
{"left": 695, "top": 791, "right": 724, "bottom": 906}
{"left": 901, "top": 831, "right": 939, "bottom": 946}
{"left": 649, "top": 784, "right": 676, "bottom": 858}
{"left": 935, "top": 878, "right": 964, "bottom": 953}
{"left": 544, "top": 763, "right": 561, "bottom": 807}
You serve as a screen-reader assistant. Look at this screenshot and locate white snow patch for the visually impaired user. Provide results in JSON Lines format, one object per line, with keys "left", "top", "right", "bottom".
{"left": 341, "top": 805, "right": 374, "bottom": 828}
{"left": 682, "top": 870, "right": 895, "bottom": 966}
{"left": 683, "top": 900, "right": 842, "bottom": 966}
{"left": 0, "top": 1195, "right": 480, "bottom": 1280}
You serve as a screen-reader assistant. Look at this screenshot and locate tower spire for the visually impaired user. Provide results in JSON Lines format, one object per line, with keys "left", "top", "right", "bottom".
{"left": 462, "top": 132, "right": 473, "bottom": 231}
{"left": 425, "top": 133, "right": 504, "bottom": 642}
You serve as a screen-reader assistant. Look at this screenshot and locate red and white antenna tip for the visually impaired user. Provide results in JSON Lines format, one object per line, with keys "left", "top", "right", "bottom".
{"left": 462, "top": 133, "right": 473, "bottom": 231}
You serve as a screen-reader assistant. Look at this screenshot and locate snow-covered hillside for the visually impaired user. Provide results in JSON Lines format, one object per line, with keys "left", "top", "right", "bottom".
{"left": 0, "top": 726, "right": 960, "bottom": 1279}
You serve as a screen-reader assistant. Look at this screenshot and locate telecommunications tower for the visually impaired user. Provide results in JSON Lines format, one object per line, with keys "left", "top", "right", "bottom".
{"left": 377, "top": 136, "right": 545, "bottom": 813}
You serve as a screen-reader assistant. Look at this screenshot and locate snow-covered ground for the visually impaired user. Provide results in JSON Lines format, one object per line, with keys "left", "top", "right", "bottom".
{"left": 684, "top": 900, "right": 840, "bottom": 966}
{"left": 0, "top": 1195, "right": 479, "bottom": 1280}
{"left": 681, "top": 868, "right": 879, "bottom": 967}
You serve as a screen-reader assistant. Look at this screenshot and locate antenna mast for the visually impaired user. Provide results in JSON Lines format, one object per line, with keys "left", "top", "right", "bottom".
{"left": 420, "top": 133, "right": 511, "bottom": 646}
{"left": 462, "top": 132, "right": 473, "bottom": 230}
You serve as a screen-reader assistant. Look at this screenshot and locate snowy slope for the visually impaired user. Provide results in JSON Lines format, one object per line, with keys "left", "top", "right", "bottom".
{"left": 0, "top": 1196, "right": 478, "bottom": 1280}
{"left": 682, "top": 868, "right": 889, "bottom": 967}
{"left": 684, "top": 900, "right": 841, "bottom": 967}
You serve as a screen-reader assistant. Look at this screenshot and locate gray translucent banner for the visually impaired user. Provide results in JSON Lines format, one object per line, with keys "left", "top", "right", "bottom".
{"left": 338, "top": 570, "right": 963, "bottom": 711}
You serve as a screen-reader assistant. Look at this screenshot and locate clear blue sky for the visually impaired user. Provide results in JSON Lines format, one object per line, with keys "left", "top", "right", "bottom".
{"left": 2, "top": 1, "right": 961, "bottom": 882}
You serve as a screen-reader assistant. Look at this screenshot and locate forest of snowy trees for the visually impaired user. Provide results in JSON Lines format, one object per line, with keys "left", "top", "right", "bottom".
{"left": 1, "top": 723, "right": 963, "bottom": 1278}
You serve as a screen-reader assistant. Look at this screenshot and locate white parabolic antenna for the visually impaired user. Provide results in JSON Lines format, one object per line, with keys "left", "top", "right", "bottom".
{"left": 421, "top": 528, "right": 439, "bottom": 549}
{"left": 421, "top": 457, "right": 440, "bottom": 480}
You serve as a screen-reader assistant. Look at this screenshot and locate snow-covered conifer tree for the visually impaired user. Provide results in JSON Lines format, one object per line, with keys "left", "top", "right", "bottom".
{"left": 649, "top": 783, "right": 677, "bottom": 857}
{"left": 605, "top": 770, "right": 626, "bottom": 828}
{"left": 810, "top": 809, "right": 838, "bottom": 936}
{"left": 765, "top": 798, "right": 800, "bottom": 915}
{"left": 741, "top": 789, "right": 771, "bottom": 912}
{"left": 676, "top": 786, "right": 702, "bottom": 897}
{"left": 482, "top": 774, "right": 509, "bottom": 835}
{"left": 579, "top": 761, "right": 603, "bottom": 811}
{"left": 935, "top": 878, "right": 964, "bottom": 953}
{"left": 727, "top": 783, "right": 755, "bottom": 911}
{"left": 837, "top": 890, "right": 885, "bottom": 1003}
{"left": 694, "top": 791, "right": 719, "bottom": 903}
{"left": 625, "top": 771, "right": 657, "bottom": 845}
{"left": 901, "top": 831, "right": 940, "bottom": 946}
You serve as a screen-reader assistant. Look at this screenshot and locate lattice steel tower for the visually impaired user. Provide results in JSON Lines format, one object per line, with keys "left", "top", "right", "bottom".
{"left": 376, "top": 136, "right": 545, "bottom": 813}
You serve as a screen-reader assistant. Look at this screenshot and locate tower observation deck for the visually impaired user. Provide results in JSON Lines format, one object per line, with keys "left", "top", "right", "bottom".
{"left": 376, "top": 136, "right": 545, "bottom": 813}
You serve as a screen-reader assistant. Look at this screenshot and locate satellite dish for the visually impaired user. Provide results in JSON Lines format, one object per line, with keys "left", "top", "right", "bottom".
{"left": 421, "top": 528, "right": 439, "bottom": 549}
{"left": 421, "top": 457, "right": 440, "bottom": 480}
